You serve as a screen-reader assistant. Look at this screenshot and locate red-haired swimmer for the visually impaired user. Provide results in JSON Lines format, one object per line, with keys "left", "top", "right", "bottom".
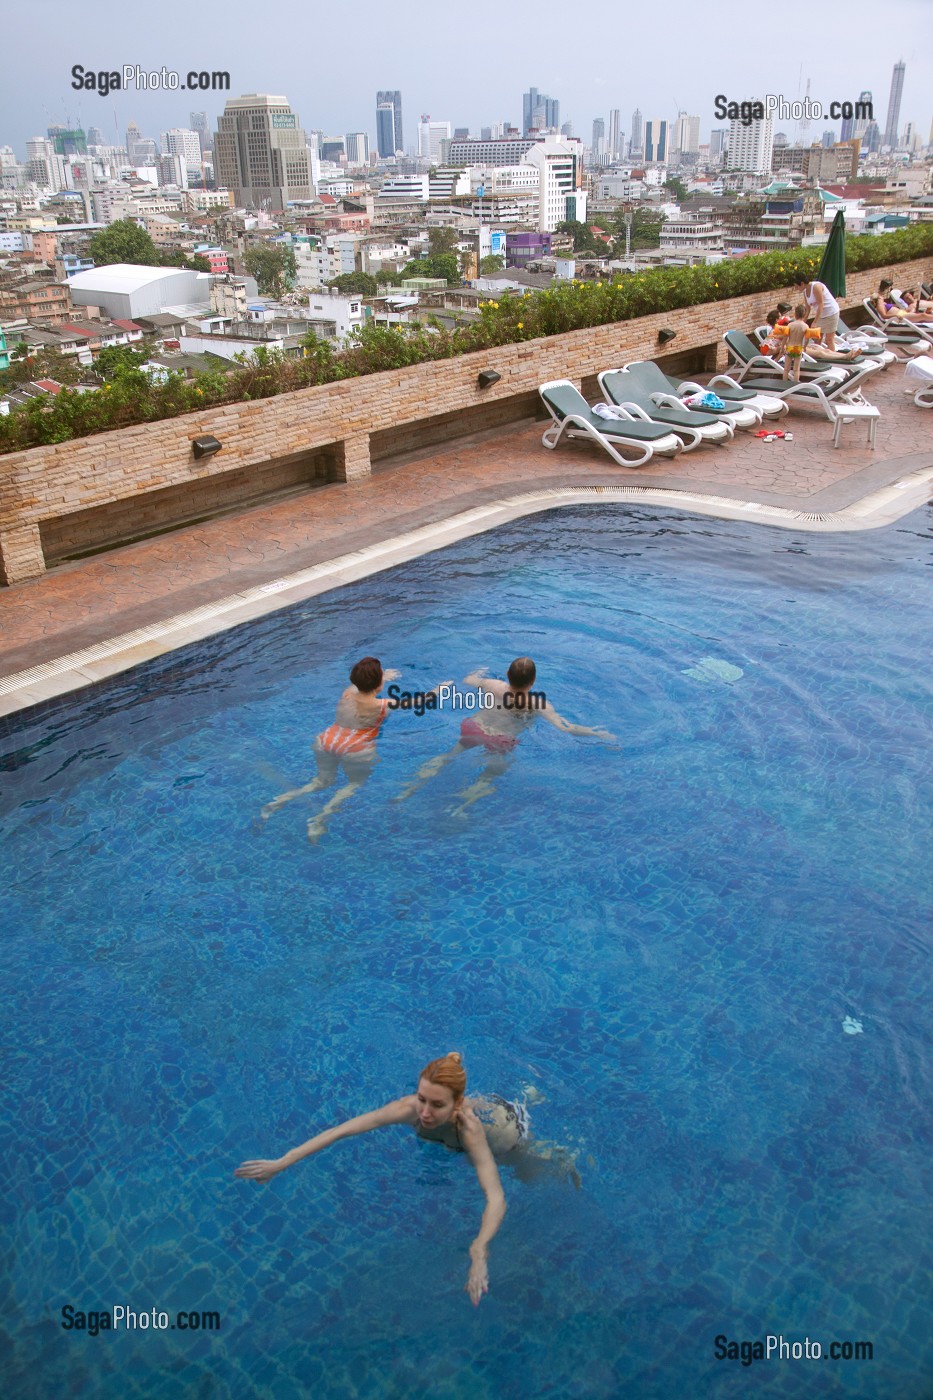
{"left": 235, "top": 1052, "right": 575, "bottom": 1305}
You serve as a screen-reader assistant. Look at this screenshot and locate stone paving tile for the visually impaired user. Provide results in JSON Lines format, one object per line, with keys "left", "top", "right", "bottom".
{"left": 0, "top": 362, "right": 929, "bottom": 678}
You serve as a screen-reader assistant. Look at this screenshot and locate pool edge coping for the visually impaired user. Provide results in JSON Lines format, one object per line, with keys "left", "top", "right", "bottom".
{"left": 2, "top": 467, "right": 932, "bottom": 718}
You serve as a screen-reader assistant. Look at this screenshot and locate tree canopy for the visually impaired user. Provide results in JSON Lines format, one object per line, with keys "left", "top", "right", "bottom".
{"left": 478, "top": 254, "right": 505, "bottom": 275}
{"left": 243, "top": 243, "right": 298, "bottom": 298}
{"left": 554, "top": 220, "right": 603, "bottom": 254}
{"left": 327, "top": 271, "right": 378, "bottom": 296}
{"left": 87, "top": 218, "right": 213, "bottom": 272}
{"left": 427, "top": 227, "right": 460, "bottom": 257}
{"left": 399, "top": 252, "right": 459, "bottom": 285}
{"left": 88, "top": 219, "right": 160, "bottom": 266}
{"left": 663, "top": 176, "right": 688, "bottom": 202}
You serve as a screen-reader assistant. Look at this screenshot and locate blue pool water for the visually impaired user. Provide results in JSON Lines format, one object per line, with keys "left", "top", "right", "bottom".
{"left": 1, "top": 504, "right": 931, "bottom": 1400}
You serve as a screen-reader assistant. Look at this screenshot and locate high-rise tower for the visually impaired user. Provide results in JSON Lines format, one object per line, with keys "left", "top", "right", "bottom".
{"left": 883, "top": 61, "right": 905, "bottom": 148}
{"left": 376, "top": 91, "right": 403, "bottom": 157}
{"left": 213, "top": 94, "right": 313, "bottom": 209}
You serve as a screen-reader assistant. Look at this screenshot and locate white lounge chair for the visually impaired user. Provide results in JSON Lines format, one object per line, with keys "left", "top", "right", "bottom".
{"left": 539, "top": 380, "right": 683, "bottom": 467}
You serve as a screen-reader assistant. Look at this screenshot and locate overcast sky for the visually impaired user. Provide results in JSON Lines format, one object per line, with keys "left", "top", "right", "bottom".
{"left": 6, "top": 0, "right": 932, "bottom": 157}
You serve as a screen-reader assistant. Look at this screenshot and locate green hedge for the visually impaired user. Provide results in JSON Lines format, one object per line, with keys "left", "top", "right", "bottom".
{"left": 2, "top": 224, "right": 931, "bottom": 455}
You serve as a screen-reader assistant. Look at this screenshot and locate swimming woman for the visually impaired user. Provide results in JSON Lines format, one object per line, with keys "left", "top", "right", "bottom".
{"left": 396, "top": 657, "right": 615, "bottom": 814}
{"left": 261, "top": 657, "right": 446, "bottom": 841}
{"left": 235, "top": 1053, "right": 522, "bottom": 1304}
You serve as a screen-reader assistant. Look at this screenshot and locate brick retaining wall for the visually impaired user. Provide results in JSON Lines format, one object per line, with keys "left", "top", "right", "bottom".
{"left": 1, "top": 256, "right": 929, "bottom": 584}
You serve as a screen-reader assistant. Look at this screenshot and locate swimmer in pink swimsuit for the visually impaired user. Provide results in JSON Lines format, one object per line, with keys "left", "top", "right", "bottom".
{"left": 396, "top": 656, "right": 614, "bottom": 816}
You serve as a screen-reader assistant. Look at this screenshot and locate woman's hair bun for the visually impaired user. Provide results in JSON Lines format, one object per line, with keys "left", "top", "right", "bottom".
{"left": 446, "top": 1051, "right": 462, "bottom": 1064}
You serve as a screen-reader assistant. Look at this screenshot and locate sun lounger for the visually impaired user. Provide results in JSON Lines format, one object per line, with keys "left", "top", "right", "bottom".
{"left": 600, "top": 360, "right": 761, "bottom": 432}
{"left": 719, "top": 334, "right": 881, "bottom": 421}
{"left": 833, "top": 319, "right": 902, "bottom": 366}
{"left": 862, "top": 298, "right": 933, "bottom": 346}
{"left": 724, "top": 331, "right": 881, "bottom": 400}
{"left": 904, "top": 355, "right": 933, "bottom": 409}
{"left": 596, "top": 367, "right": 732, "bottom": 450}
{"left": 752, "top": 325, "right": 889, "bottom": 372}
{"left": 539, "top": 379, "right": 683, "bottom": 467}
{"left": 670, "top": 372, "right": 786, "bottom": 421}
{"left": 729, "top": 330, "right": 880, "bottom": 390}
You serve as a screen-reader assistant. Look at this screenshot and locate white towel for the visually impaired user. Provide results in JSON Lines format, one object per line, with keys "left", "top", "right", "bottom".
{"left": 904, "top": 355, "right": 933, "bottom": 386}
{"left": 592, "top": 403, "right": 630, "bottom": 420}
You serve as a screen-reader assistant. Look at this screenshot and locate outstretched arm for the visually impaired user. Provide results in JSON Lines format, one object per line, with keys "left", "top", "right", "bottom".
{"left": 539, "top": 703, "right": 614, "bottom": 741}
{"left": 235, "top": 1096, "right": 416, "bottom": 1182}
{"left": 458, "top": 1106, "right": 507, "bottom": 1306}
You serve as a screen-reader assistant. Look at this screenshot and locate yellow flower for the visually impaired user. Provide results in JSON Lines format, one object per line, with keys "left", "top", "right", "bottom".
{"left": 196, "top": 388, "right": 203, "bottom": 395}
{"left": 714, "top": 282, "right": 719, "bottom": 288}
{"left": 517, "top": 322, "right": 524, "bottom": 329}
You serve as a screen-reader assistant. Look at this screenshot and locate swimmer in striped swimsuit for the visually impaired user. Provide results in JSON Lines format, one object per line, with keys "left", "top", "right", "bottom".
{"left": 261, "top": 656, "right": 398, "bottom": 842}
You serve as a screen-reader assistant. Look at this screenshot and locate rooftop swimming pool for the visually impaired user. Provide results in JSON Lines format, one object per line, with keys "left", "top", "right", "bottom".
{"left": 1, "top": 504, "right": 931, "bottom": 1399}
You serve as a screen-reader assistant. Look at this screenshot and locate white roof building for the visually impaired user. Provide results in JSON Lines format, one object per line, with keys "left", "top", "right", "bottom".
{"left": 68, "top": 264, "right": 212, "bottom": 319}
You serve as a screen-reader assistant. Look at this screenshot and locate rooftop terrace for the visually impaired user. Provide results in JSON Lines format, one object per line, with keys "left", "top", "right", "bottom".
{"left": 1, "top": 356, "right": 930, "bottom": 717}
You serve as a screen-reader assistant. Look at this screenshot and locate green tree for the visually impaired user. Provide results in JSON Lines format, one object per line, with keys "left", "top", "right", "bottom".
{"left": 0, "top": 346, "right": 83, "bottom": 390}
{"left": 327, "top": 271, "right": 378, "bottom": 295}
{"left": 158, "top": 249, "right": 211, "bottom": 272}
{"left": 399, "top": 252, "right": 459, "bottom": 285}
{"left": 663, "top": 176, "right": 688, "bottom": 202}
{"left": 554, "top": 220, "right": 602, "bottom": 253}
{"left": 243, "top": 243, "right": 298, "bottom": 297}
{"left": 609, "top": 208, "right": 665, "bottom": 256}
{"left": 479, "top": 254, "right": 505, "bottom": 275}
{"left": 93, "top": 345, "right": 149, "bottom": 380}
{"left": 87, "top": 218, "right": 161, "bottom": 267}
{"left": 427, "top": 226, "right": 460, "bottom": 257}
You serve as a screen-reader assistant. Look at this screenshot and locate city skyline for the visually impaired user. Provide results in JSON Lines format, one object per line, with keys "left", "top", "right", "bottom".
{"left": 3, "top": 0, "right": 931, "bottom": 161}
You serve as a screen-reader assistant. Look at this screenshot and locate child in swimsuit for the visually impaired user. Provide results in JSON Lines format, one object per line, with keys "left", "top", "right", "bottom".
{"left": 261, "top": 656, "right": 399, "bottom": 842}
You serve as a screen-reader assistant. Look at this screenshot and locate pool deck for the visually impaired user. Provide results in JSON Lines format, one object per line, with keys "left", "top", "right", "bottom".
{"left": 1, "top": 363, "right": 930, "bottom": 717}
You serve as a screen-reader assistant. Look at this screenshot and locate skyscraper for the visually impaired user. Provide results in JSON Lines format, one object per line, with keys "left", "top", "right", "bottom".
{"left": 670, "top": 112, "right": 700, "bottom": 158}
{"left": 644, "top": 119, "right": 668, "bottom": 163}
{"left": 523, "top": 87, "right": 559, "bottom": 136}
{"left": 345, "top": 132, "right": 369, "bottom": 165}
{"left": 162, "top": 128, "right": 202, "bottom": 183}
{"left": 853, "top": 91, "right": 873, "bottom": 142}
{"left": 376, "top": 91, "right": 403, "bottom": 156}
{"left": 417, "top": 116, "right": 451, "bottom": 161}
{"left": 725, "top": 106, "right": 773, "bottom": 174}
{"left": 213, "top": 94, "right": 313, "bottom": 209}
{"left": 190, "top": 111, "right": 210, "bottom": 153}
{"left": 629, "top": 108, "right": 643, "bottom": 158}
{"left": 86, "top": 126, "right": 104, "bottom": 148}
{"left": 592, "top": 117, "right": 605, "bottom": 156}
{"left": 47, "top": 125, "right": 86, "bottom": 156}
{"left": 883, "top": 60, "right": 905, "bottom": 148}
{"left": 608, "top": 109, "right": 620, "bottom": 160}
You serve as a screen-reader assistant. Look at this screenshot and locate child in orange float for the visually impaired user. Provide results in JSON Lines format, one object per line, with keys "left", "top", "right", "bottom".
{"left": 782, "top": 307, "right": 822, "bottom": 383}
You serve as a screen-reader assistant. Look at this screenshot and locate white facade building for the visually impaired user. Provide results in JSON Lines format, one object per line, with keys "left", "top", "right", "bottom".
{"left": 417, "top": 118, "right": 452, "bottom": 162}
{"left": 68, "top": 264, "right": 211, "bottom": 318}
{"left": 344, "top": 133, "right": 369, "bottom": 165}
{"left": 522, "top": 137, "right": 586, "bottom": 232}
{"left": 726, "top": 111, "right": 774, "bottom": 174}
{"left": 161, "top": 129, "right": 202, "bottom": 183}
{"left": 670, "top": 113, "right": 701, "bottom": 158}
{"left": 377, "top": 175, "right": 430, "bottom": 203}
